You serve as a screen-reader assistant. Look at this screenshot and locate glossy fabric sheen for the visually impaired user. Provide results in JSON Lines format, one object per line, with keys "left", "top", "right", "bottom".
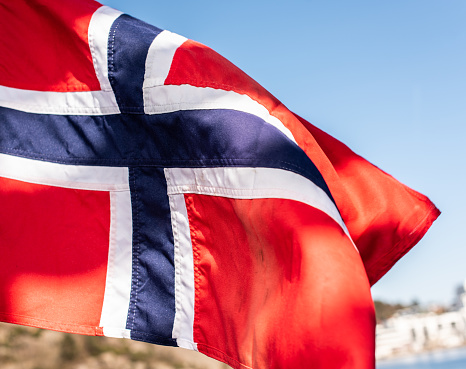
{"left": 166, "top": 38, "right": 440, "bottom": 285}
{"left": 0, "top": 176, "right": 110, "bottom": 334}
{"left": 297, "top": 117, "right": 441, "bottom": 285}
{"left": 0, "top": 0, "right": 101, "bottom": 91}
{"left": 186, "top": 195, "right": 375, "bottom": 368}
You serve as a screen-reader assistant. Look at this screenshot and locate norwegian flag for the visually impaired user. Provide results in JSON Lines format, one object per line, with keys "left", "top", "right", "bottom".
{"left": 0, "top": 1, "right": 439, "bottom": 368}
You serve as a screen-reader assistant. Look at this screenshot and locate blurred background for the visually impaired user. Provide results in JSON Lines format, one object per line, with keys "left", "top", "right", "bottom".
{"left": 0, "top": 322, "right": 226, "bottom": 369}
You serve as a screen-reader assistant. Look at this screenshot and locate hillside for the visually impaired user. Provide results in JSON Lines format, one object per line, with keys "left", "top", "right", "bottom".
{"left": 0, "top": 322, "right": 227, "bottom": 369}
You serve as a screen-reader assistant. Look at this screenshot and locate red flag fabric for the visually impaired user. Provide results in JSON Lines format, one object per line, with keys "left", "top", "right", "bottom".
{"left": 0, "top": 0, "right": 439, "bottom": 368}
{"left": 296, "top": 116, "right": 440, "bottom": 285}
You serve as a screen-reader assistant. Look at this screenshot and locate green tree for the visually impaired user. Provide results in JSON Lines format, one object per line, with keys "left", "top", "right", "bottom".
{"left": 374, "top": 300, "right": 405, "bottom": 322}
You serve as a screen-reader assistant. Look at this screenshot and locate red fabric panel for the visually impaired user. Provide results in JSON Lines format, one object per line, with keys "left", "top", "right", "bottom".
{"left": 185, "top": 194, "right": 375, "bottom": 369}
{"left": 165, "top": 40, "right": 269, "bottom": 101}
{"left": 294, "top": 116, "right": 441, "bottom": 285}
{"left": 0, "top": 177, "right": 110, "bottom": 335}
{"left": 164, "top": 39, "right": 296, "bottom": 131}
{"left": 0, "top": 0, "right": 102, "bottom": 92}
{"left": 166, "top": 41, "right": 440, "bottom": 284}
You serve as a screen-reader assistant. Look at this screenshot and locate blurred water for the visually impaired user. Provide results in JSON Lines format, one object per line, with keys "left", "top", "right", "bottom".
{"left": 377, "top": 347, "right": 466, "bottom": 369}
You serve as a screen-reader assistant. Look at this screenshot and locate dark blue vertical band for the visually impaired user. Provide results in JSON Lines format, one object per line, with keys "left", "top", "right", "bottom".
{"left": 128, "top": 166, "right": 176, "bottom": 346}
{"left": 108, "top": 14, "right": 162, "bottom": 113}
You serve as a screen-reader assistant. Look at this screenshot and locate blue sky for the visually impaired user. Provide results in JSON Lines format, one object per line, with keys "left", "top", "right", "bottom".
{"left": 101, "top": 0, "right": 466, "bottom": 305}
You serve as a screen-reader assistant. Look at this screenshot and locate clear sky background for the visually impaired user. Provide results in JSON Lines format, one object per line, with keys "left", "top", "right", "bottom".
{"left": 101, "top": 0, "right": 466, "bottom": 306}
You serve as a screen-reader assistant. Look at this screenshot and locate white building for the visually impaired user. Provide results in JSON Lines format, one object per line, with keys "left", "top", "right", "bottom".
{"left": 376, "top": 283, "right": 466, "bottom": 360}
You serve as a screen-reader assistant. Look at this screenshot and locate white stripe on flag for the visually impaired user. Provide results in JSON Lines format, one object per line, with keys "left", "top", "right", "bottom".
{"left": 0, "top": 153, "right": 133, "bottom": 338}
{"left": 0, "top": 153, "right": 129, "bottom": 191}
{"left": 163, "top": 166, "right": 356, "bottom": 350}
{"left": 0, "top": 86, "right": 120, "bottom": 115}
{"left": 100, "top": 190, "right": 133, "bottom": 339}
{"left": 144, "top": 30, "right": 188, "bottom": 88}
{"left": 0, "top": 6, "right": 121, "bottom": 115}
{"left": 89, "top": 6, "right": 123, "bottom": 92}
{"left": 141, "top": 30, "right": 296, "bottom": 143}
{"left": 143, "top": 84, "right": 296, "bottom": 143}
{"left": 165, "top": 167, "right": 352, "bottom": 242}
{"left": 165, "top": 189, "right": 197, "bottom": 350}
